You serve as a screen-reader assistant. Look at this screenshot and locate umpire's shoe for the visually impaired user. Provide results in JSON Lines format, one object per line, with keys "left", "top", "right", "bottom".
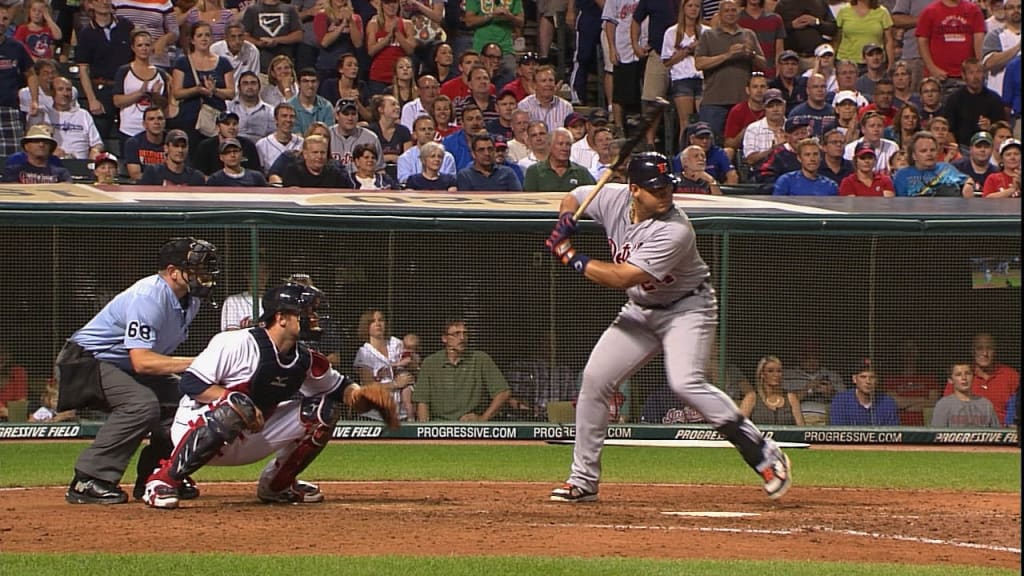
{"left": 66, "top": 474, "right": 129, "bottom": 505}
{"left": 549, "top": 483, "right": 598, "bottom": 503}
{"left": 257, "top": 480, "right": 324, "bottom": 504}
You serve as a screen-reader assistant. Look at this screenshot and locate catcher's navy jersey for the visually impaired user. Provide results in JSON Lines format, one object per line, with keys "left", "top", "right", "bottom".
{"left": 72, "top": 274, "right": 202, "bottom": 372}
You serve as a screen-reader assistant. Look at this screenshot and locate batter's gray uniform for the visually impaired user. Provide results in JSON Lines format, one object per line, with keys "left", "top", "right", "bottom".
{"left": 559, "top": 182, "right": 785, "bottom": 497}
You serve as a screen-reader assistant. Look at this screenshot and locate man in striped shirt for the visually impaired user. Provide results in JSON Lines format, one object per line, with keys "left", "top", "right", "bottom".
{"left": 517, "top": 65, "right": 574, "bottom": 134}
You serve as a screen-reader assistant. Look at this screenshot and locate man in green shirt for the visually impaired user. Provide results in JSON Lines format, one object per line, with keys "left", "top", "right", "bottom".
{"left": 413, "top": 319, "right": 511, "bottom": 421}
{"left": 464, "top": 0, "right": 524, "bottom": 80}
{"left": 524, "top": 127, "right": 597, "bottom": 191}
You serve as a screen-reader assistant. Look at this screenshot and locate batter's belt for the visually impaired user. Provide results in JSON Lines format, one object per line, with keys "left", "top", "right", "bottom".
{"left": 640, "top": 279, "right": 712, "bottom": 310}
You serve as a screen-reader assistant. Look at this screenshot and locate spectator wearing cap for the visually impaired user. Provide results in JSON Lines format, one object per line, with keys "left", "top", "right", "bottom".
{"left": 289, "top": 68, "right": 335, "bottom": 136}
{"left": 982, "top": 138, "right": 1021, "bottom": 197}
{"left": 523, "top": 127, "right": 596, "bottom": 192}
{"left": 485, "top": 89, "right": 518, "bottom": 142}
{"left": 207, "top": 138, "right": 270, "bottom": 186}
{"left": 723, "top": 72, "right": 769, "bottom": 154}
{"left": 330, "top": 97, "right": 385, "bottom": 174}
{"left": 676, "top": 121, "right": 739, "bottom": 184}
{"left": 946, "top": 58, "right": 1008, "bottom": 154}
{"left": 444, "top": 102, "right": 487, "bottom": 170}
{"left": 493, "top": 134, "right": 524, "bottom": 184}
{"left": 570, "top": 108, "right": 609, "bottom": 171}
{"left": 773, "top": 137, "right": 839, "bottom": 195}
{"left": 281, "top": 133, "right": 355, "bottom": 187}
{"left": 695, "top": 0, "right": 767, "bottom": 138}
{"left": 228, "top": 71, "right": 276, "bottom": 142}
{"left": 454, "top": 64, "right": 499, "bottom": 125}
{"left": 839, "top": 141, "right": 895, "bottom": 196}
{"left": 854, "top": 43, "right": 889, "bottom": 100}
{"left": 463, "top": 0, "right": 523, "bottom": 80}
{"left": 829, "top": 358, "right": 899, "bottom": 426}
{"left": 915, "top": 0, "right": 985, "bottom": 88}
{"left": 755, "top": 116, "right": 809, "bottom": 189}
{"left": 892, "top": 131, "right": 973, "bottom": 196}
{"left": 953, "top": 131, "right": 1000, "bottom": 193}
{"left": 738, "top": 0, "right": 786, "bottom": 78}
{"left": 777, "top": 0, "right": 838, "bottom": 69}
{"left": 171, "top": 21, "right": 236, "bottom": 148}
{"left": 50, "top": 77, "right": 105, "bottom": 161}
{"left": 843, "top": 110, "right": 899, "bottom": 173}
{"left": 256, "top": 102, "right": 304, "bottom": 172}
{"left": 857, "top": 76, "right": 898, "bottom": 127}
{"left": 456, "top": 132, "right": 523, "bottom": 191}
{"left": 742, "top": 88, "right": 788, "bottom": 168}
{"left": 92, "top": 152, "right": 120, "bottom": 185}
{"left": 501, "top": 52, "right": 539, "bottom": 102}
{"left": 74, "top": 0, "right": 134, "bottom": 143}
{"left": 835, "top": 0, "right": 894, "bottom": 67}
{"left": 770, "top": 50, "right": 808, "bottom": 113}
{"left": 397, "top": 116, "right": 457, "bottom": 184}
{"left": 124, "top": 107, "right": 168, "bottom": 180}
{"left": 801, "top": 43, "right": 838, "bottom": 93}
{"left": 564, "top": 112, "right": 588, "bottom": 143}
{"left": 212, "top": 23, "right": 262, "bottom": 87}
{"left": 194, "top": 111, "right": 263, "bottom": 176}
{"left": 138, "top": 129, "right": 207, "bottom": 186}
{"left": 833, "top": 90, "right": 861, "bottom": 139}
{"left": 1, "top": 125, "right": 72, "bottom": 183}
{"left": 787, "top": 73, "right": 836, "bottom": 138}
{"left": 818, "top": 128, "right": 856, "bottom": 184}
{"left": 676, "top": 145, "right": 724, "bottom": 195}
{"left": 830, "top": 60, "right": 870, "bottom": 107}
{"left": 517, "top": 65, "right": 574, "bottom": 135}
{"left": 400, "top": 74, "right": 441, "bottom": 132}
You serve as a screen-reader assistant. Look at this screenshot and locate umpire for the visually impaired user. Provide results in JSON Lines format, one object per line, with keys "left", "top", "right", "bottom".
{"left": 57, "top": 238, "right": 219, "bottom": 505}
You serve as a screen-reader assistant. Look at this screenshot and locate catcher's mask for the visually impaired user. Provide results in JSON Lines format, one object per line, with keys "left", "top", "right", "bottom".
{"left": 259, "top": 281, "right": 325, "bottom": 341}
{"left": 159, "top": 237, "right": 220, "bottom": 300}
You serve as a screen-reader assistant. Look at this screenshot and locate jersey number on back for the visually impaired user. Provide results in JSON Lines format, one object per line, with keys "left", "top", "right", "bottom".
{"left": 127, "top": 321, "right": 154, "bottom": 341}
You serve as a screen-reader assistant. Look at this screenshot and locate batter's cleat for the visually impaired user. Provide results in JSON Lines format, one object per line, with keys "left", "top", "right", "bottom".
{"left": 549, "top": 483, "right": 598, "bottom": 503}
{"left": 257, "top": 480, "right": 325, "bottom": 504}
{"left": 759, "top": 451, "right": 792, "bottom": 500}
{"left": 178, "top": 476, "right": 200, "bottom": 500}
{"left": 143, "top": 479, "right": 180, "bottom": 509}
{"left": 66, "top": 475, "right": 129, "bottom": 505}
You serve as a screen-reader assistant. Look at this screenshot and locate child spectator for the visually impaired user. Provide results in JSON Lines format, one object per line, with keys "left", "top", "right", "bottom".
{"left": 931, "top": 363, "right": 1001, "bottom": 428}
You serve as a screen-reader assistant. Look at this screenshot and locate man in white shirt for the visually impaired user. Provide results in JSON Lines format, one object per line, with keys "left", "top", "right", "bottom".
{"left": 228, "top": 71, "right": 276, "bottom": 142}
{"left": 518, "top": 121, "right": 551, "bottom": 171}
{"left": 400, "top": 75, "right": 441, "bottom": 132}
{"left": 743, "top": 88, "right": 787, "bottom": 167}
{"left": 50, "top": 77, "right": 103, "bottom": 159}
{"left": 212, "top": 23, "right": 261, "bottom": 87}
{"left": 517, "top": 65, "right": 574, "bottom": 134}
{"left": 506, "top": 109, "right": 532, "bottom": 162}
{"left": 396, "top": 116, "right": 457, "bottom": 184}
{"left": 256, "top": 102, "right": 304, "bottom": 171}
{"left": 982, "top": 0, "right": 1021, "bottom": 96}
{"left": 570, "top": 108, "right": 609, "bottom": 170}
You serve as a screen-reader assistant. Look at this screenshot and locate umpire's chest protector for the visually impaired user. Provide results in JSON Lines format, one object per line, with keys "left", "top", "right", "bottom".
{"left": 244, "top": 328, "right": 313, "bottom": 413}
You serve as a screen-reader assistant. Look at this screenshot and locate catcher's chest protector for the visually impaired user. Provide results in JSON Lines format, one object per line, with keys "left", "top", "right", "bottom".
{"left": 244, "top": 328, "right": 313, "bottom": 415}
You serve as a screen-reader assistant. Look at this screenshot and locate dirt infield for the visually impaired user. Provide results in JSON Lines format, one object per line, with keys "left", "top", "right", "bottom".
{"left": 1, "top": 482, "right": 1019, "bottom": 569}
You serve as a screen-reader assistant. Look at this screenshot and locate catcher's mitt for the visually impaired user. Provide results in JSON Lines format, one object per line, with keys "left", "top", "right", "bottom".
{"left": 347, "top": 384, "right": 400, "bottom": 429}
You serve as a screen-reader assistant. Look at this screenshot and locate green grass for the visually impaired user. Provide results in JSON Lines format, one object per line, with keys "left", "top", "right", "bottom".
{"left": 0, "top": 443, "right": 1019, "bottom": 492}
{"left": 0, "top": 554, "right": 1018, "bottom": 576}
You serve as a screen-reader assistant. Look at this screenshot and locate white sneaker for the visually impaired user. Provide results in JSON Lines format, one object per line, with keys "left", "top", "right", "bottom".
{"left": 143, "top": 479, "right": 180, "bottom": 510}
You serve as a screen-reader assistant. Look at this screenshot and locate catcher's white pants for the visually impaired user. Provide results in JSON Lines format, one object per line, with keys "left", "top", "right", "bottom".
{"left": 171, "top": 396, "right": 306, "bottom": 467}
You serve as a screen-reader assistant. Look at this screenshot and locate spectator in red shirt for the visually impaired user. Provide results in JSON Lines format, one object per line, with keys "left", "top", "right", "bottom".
{"left": 0, "top": 346, "right": 28, "bottom": 421}
{"left": 724, "top": 72, "right": 769, "bottom": 153}
{"left": 839, "top": 141, "right": 895, "bottom": 196}
{"left": 982, "top": 138, "right": 1021, "bottom": 197}
{"left": 916, "top": 0, "right": 986, "bottom": 85}
{"left": 943, "top": 332, "right": 1020, "bottom": 424}
{"left": 857, "top": 76, "right": 897, "bottom": 127}
{"left": 440, "top": 50, "right": 495, "bottom": 101}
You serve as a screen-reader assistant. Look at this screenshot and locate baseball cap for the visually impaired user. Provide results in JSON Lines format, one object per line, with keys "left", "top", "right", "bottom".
{"left": 517, "top": 52, "right": 539, "bottom": 65}
{"left": 335, "top": 98, "right": 358, "bottom": 113}
{"left": 764, "top": 88, "right": 786, "bottom": 105}
{"left": 999, "top": 138, "right": 1021, "bottom": 156}
{"left": 849, "top": 356, "right": 876, "bottom": 378}
{"left": 861, "top": 43, "right": 884, "bottom": 56}
{"left": 588, "top": 107, "right": 609, "bottom": 125}
{"left": 814, "top": 43, "right": 835, "bottom": 57}
{"left": 493, "top": 134, "right": 508, "bottom": 149}
{"left": 784, "top": 117, "right": 811, "bottom": 133}
{"left": 778, "top": 49, "right": 799, "bottom": 62}
{"left": 854, "top": 141, "right": 876, "bottom": 158}
{"left": 564, "top": 112, "right": 587, "bottom": 128}
{"left": 93, "top": 151, "right": 119, "bottom": 166}
{"left": 970, "top": 131, "right": 994, "bottom": 147}
{"left": 691, "top": 122, "right": 713, "bottom": 137}
{"left": 216, "top": 111, "right": 240, "bottom": 124}
{"left": 219, "top": 138, "right": 242, "bottom": 153}
{"left": 165, "top": 129, "right": 189, "bottom": 145}
{"left": 834, "top": 90, "right": 859, "bottom": 106}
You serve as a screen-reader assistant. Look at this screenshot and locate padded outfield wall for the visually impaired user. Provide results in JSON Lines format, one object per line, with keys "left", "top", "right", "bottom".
{"left": 0, "top": 184, "right": 1018, "bottom": 445}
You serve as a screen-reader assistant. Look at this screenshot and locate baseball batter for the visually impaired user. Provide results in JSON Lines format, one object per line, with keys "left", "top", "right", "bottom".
{"left": 142, "top": 282, "right": 397, "bottom": 509}
{"left": 546, "top": 152, "right": 792, "bottom": 502}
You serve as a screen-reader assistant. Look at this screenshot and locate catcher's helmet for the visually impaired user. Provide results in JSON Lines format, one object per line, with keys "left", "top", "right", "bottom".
{"left": 627, "top": 152, "right": 680, "bottom": 190}
{"left": 259, "top": 281, "right": 325, "bottom": 341}
{"left": 159, "top": 237, "right": 219, "bottom": 300}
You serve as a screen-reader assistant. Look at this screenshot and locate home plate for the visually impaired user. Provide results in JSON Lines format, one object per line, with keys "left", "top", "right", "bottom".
{"left": 661, "top": 511, "right": 761, "bottom": 518}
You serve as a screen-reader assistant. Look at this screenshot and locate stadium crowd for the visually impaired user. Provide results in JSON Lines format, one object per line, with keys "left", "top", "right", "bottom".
{"left": 0, "top": 0, "right": 1018, "bottom": 195}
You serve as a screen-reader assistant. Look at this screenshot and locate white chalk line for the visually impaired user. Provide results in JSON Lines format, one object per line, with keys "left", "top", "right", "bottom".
{"left": 533, "top": 522, "right": 1021, "bottom": 555}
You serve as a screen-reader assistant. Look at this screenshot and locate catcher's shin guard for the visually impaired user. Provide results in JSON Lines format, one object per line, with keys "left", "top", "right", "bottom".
{"left": 262, "top": 395, "right": 341, "bottom": 493}
{"left": 160, "top": 392, "right": 260, "bottom": 483}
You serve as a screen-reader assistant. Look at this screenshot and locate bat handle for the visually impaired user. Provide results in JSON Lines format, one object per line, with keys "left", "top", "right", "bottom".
{"left": 572, "top": 166, "right": 617, "bottom": 221}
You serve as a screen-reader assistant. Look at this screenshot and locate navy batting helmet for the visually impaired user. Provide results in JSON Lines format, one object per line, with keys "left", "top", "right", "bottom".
{"left": 627, "top": 152, "right": 680, "bottom": 190}
{"left": 259, "top": 281, "right": 325, "bottom": 341}
{"left": 159, "top": 237, "right": 219, "bottom": 300}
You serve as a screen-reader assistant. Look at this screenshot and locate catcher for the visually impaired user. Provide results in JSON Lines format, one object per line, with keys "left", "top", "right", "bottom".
{"left": 142, "top": 281, "right": 397, "bottom": 509}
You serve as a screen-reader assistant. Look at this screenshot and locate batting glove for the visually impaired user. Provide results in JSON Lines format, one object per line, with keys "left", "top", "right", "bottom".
{"left": 544, "top": 212, "right": 578, "bottom": 252}
{"left": 550, "top": 239, "right": 591, "bottom": 274}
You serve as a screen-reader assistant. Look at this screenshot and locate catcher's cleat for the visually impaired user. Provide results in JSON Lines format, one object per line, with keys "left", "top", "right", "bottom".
{"left": 257, "top": 480, "right": 324, "bottom": 504}
{"left": 759, "top": 450, "right": 792, "bottom": 500}
{"left": 178, "top": 476, "right": 200, "bottom": 500}
{"left": 143, "top": 479, "right": 180, "bottom": 510}
{"left": 549, "top": 483, "right": 598, "bottom": 503}
{"left": 66, "top": 475, "right": 129, "bottom": 505}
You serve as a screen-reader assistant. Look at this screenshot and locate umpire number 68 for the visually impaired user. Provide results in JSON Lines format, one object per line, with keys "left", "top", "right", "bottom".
{"left": 127, "top": 321, "right": 154, "bottom": 340}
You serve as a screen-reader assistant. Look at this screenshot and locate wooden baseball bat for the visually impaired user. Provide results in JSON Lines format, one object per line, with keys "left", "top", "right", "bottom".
{"left": 572, "top": 98, "right": 672, "bottom": 221}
